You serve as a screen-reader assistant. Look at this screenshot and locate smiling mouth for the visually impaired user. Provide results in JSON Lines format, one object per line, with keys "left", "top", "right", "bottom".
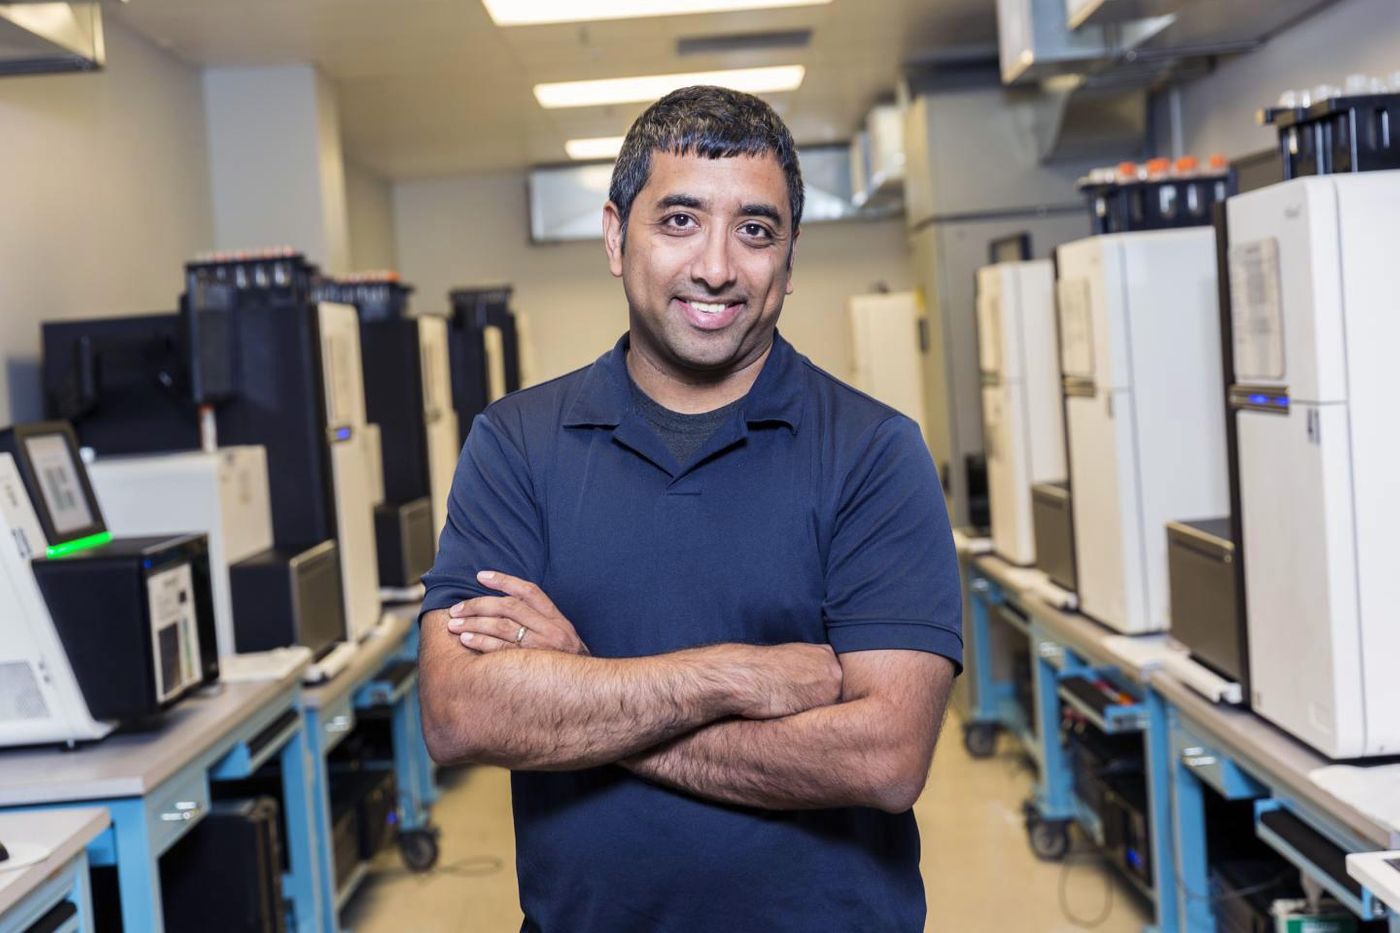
{"left": 679, "top": 298, "right": 743, "bottom": 314}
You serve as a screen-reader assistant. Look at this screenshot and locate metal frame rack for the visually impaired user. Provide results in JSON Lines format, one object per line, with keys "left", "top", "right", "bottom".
{"left": 958, "top": 540, "right": 1400, "bottom": 933}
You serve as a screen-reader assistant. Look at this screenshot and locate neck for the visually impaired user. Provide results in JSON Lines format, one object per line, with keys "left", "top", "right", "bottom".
{"left": 626, "top": 337, "right": 774, "bottom": 414}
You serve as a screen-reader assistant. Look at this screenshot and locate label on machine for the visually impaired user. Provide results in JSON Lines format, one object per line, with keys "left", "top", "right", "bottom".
{"left": 1057, "top": 279, "right": 1095, "bottom": 380}
{"left": 1228, "top": 239, "right": 1286, "bottom": 382}
{"left": 148, "top": 562, "right": 203, "bottom": 703}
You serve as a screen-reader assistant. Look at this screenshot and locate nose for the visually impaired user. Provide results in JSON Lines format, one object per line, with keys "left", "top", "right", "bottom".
{"left": 688, "top": 227, "right": 737, "bottom": 294}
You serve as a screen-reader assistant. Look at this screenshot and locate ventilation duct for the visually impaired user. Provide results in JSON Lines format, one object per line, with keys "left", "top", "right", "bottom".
{"left": 0, "top": 2, "right": 104, "bottom": 76}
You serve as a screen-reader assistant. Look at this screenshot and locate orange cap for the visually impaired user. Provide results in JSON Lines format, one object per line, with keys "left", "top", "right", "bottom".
{"left": 1116, "top": 161, "right": 1139, "bottom": 178}
{"left": 1146, "top": 157, "right": 1171, "bottom": 177}
{"left": 1174, "top": 155, "right": 1199, "bottom": 173}
{"left": 1207, "top": 153, "right": 1229, "bottom": 171}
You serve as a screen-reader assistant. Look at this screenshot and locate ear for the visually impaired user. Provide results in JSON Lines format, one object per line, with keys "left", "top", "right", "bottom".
{"left": 784, "top": 227, "right": 800, "bottom": 295}
{"left": 602, "top": 202, "right": 625, "bottom": 278}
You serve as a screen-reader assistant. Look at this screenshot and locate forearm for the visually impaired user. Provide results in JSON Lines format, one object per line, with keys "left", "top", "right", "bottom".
{"left": 625, "top": 697, "right": 939, "bottom": 814}
{"left": 420, "top": 611, "right": 764, "bottom": 770}
{"left": 626, "top": 652, "right": 956, "bottom": 813}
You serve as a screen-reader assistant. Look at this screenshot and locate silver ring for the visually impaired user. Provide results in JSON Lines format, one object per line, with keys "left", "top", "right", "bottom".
{"left": 515, "top": 625, "right": 528, "bottom": 646}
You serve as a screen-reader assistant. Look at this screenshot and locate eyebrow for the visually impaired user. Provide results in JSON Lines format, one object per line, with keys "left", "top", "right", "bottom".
{"left": 657, "top": 193, "right": 706, "bottom": 211}
{"left": 740, "top": 203, "right": 784, "bottom": 226}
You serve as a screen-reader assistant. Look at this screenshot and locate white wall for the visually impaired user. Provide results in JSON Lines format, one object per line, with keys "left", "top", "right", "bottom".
{"left": 0, "top": 20, "right": 213, "bottom": 424}
{"left": 1174, "top": 0, "right": 1400, "bottom": 157}
{"left": 393, "top": 170, "right": 913, "bottom": 385}
{"left": 345, "top": 161, "right": 399, "bottom": 271}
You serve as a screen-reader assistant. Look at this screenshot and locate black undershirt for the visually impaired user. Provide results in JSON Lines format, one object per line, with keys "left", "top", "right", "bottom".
{"left": 629, "top": 379, "right": 745, "bottom": 467}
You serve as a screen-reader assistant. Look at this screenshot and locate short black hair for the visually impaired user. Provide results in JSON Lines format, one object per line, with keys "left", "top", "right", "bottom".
{"left": 609, "top": 85, "right": 804, "bottom": 239}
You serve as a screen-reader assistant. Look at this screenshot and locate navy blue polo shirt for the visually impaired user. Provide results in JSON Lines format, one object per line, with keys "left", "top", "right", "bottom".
{"left": 421, "top": 331, "right": 962, "bottom": 932}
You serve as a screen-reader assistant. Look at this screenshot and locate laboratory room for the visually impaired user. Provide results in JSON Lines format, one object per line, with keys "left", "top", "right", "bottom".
{"left": 3, "top": 0, "right": 1400, "bottom": 932}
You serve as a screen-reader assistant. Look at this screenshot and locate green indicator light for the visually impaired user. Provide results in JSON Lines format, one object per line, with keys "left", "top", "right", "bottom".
{"left": 45, "top": 531, "right": 112, "bottom": 559}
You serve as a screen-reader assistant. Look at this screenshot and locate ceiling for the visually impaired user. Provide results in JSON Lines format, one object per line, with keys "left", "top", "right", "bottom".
{"left": 108, "top": 0, "right": 999, "bottom": 179}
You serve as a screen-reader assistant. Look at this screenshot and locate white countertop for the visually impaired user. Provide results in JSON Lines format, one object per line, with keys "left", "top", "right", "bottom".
{"left": 0, "top": 807, "right": 109, "bottom": 917}
{"left": 0, "top": 670, "right": 302, "bottom": 806}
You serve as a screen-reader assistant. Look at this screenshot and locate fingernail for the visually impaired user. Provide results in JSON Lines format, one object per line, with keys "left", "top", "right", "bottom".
{"left": 477, "top": 570, "right": 497, "bottom": 583}
{"left": 447, "top": 620, "right": 462, "bottom": 630}
{"left": 462, "top": 632, "right": 474, "bottom": 642}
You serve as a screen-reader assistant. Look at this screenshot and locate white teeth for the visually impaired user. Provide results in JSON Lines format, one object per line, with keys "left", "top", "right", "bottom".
{"left": 688, "top": 300, "right": 728, "bottom": 314}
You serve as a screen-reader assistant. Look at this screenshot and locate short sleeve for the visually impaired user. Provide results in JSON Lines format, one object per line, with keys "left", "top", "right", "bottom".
{"left": 419, "top": 412, "right": 546, "bottom": 622}
{"left": 822, "top": 415, "right": 963, "bottom": 671}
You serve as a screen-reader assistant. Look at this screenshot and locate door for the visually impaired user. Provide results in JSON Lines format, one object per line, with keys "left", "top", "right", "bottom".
{"left": 1066, "top": 389, "right": 1146, "bottom": 632}
{"left": 1238, "top": 403, "right": 1363, "bottom": 757}
{"left": 848, "top": 292, "right": 929, "bottom": 436}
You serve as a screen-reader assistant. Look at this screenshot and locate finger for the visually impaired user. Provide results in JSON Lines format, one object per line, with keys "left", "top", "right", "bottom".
{"left": 448, "top": 615, "right": 527, "bottom": 643}
{"left": 450, "top": 596, "right": 546, "bottom": 627}
{"left": 460, "top": 632, "right": 514, "bottom": 653}
{"left": 476, "top": 571, "right": 559, "bottom": 616}
{"left": 449, "top": 596, "right": 504, "bottom": 618}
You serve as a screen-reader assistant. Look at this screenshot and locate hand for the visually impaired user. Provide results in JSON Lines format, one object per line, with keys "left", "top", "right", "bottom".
{"left": 730, "top": 643, "right": 843, "bottom": 720}
{"left": 445, "top": 571, "right": 589, "bottom": 656}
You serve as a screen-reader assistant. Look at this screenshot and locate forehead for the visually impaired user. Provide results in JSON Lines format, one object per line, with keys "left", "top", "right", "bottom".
{"left": 640, "top": 150, "right": 789, "bottom": 214}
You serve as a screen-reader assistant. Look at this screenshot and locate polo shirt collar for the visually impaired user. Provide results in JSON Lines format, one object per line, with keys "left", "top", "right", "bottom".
{"left": 562, "top": 330, "right": 804, "bottom": 434}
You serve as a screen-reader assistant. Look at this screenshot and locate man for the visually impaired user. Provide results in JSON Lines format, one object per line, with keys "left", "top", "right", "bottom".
{"left": 418, "top": 85, "right": 962, "bottom": 932}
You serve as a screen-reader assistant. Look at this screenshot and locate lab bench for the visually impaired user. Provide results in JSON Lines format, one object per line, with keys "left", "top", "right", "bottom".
{"left": 963, "top": 551, "right": 1182, "bottom": 932}
{"left": 0, "top": 669, "right": 319, "bottom": 933}
{"left": 1153, "top": 672, "right": 1400, "bottom": 932}
{"left": 301, "top": 607, "right": 439, "bottom": 931}
{"left": 958, "top": 545, "right": 1400, "bottom": 932}
{"left": 0, "top": 808, "right": 108, "bottom": 933}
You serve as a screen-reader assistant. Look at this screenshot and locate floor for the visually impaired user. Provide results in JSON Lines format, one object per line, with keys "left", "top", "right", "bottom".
{"left": 342, "top": 712, "right": 1153, "bottom": 932}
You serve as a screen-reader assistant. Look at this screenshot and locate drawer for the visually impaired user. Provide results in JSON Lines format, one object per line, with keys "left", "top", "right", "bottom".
{"left": 1171, "top": 723, "right": 1267, "bottom": 801}
{"left": 320, "top": 696, "right": 357, "bottom": 754}
{"left": 145, "top": 768, "right": 211, "bottom": 857}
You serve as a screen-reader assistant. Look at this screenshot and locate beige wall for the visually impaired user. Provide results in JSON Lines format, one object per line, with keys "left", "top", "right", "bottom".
{"left": 0, "top": 20, "right": 213, "bottom": 424}
{"left": 1174, "top": 0, "right": 1400, "bottom": 158}
{"left": 345, "top": 161, "right": 399, "bottom": 272}
{"left": 392, "top": 170, "right": 913, "bottom": 385}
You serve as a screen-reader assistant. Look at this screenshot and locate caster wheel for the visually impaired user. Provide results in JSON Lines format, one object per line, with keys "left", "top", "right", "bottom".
{"left": 1026, "top": 817, "right": 1071, "bottom": 862}
{"left": 963, "top": 723, "right": 999, "bottom": 759}
{"left": 399, "top": 828, "right": 440, "bottom": 873}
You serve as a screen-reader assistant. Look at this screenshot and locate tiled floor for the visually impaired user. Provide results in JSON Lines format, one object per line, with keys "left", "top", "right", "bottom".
{"left": 342, "top": 713, "right": 1152, "bottom": 931}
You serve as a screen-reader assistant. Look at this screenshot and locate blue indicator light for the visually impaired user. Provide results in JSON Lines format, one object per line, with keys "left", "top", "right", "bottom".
{"left": 335, "top": 426, "right": 352, "bottom": 441}
{"left": 1249, "top": 394, "right": 1269, "bottom": 405}
{"left": 1126, "top": 849, "right": 1142, "bottom": 869}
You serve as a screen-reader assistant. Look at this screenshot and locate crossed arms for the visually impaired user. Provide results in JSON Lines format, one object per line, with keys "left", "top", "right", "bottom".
{"left": 418, "top": 571, "right": 956, "bottom": 814}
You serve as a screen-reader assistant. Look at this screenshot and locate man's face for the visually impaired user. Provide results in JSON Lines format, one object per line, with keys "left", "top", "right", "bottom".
{"left": 603, "top": 150, "right": 797, "bottom": 378}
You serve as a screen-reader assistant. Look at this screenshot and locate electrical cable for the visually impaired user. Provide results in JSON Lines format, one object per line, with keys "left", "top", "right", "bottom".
{"left": 1057, "top": 842, "right": 1116, "bottom": 929}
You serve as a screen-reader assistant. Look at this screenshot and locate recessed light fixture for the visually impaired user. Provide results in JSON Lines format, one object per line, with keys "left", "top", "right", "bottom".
{"left": 565, "top": 136, "right": 629, "bottom": 160}
{"left": 534, "top": 65, "right": 805, "bottom": 109}
{"left": 482, "top": 0, "right": 832, "bottom": 27}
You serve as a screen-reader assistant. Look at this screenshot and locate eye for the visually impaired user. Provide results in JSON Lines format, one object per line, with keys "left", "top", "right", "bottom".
{"left": 663, "top": 213, "right": 697, "bottom": 230}
{"left": 739, "top": 222, "right": 774, "bottom": 241}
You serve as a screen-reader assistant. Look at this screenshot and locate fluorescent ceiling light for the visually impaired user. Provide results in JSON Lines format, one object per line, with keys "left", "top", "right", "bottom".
{"left": 565, "top": 136, "right": 628, "bottom": 160}
{"left": 483, "top": 0, "right": 832, "bottom": 27}
{"left": 535, "top": 65, "right": 805, "bottom": 109}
